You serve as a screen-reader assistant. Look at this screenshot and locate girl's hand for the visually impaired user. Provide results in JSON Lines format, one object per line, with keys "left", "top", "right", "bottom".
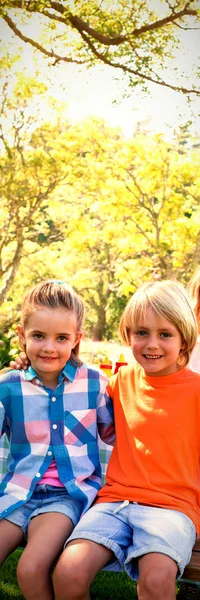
{"left": 9, "top": 352, "right": 29, "bottom": 370}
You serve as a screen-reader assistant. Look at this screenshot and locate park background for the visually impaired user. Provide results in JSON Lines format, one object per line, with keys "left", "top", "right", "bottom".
{"left": 0, "top": 1, "right": 200, "bottom": 597}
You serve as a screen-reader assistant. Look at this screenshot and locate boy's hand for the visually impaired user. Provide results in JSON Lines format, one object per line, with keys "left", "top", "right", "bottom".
{"left": 9, "top": 352, "right": 29, "bottom": 370}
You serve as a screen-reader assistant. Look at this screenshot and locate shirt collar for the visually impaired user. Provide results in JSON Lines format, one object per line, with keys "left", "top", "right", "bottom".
{"left": 23, "top": 361, "right": 79, "bottom": 383}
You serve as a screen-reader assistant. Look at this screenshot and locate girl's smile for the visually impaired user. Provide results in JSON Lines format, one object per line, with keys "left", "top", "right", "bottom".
{"left": 18, "top": 307, "right": 81, "bottom": 388}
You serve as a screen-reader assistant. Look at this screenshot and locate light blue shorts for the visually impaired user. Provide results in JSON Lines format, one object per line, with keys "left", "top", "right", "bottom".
{"left": 5, "top": 484, "right": 83, "bottom": 536}
{"left": 66, "top": 501, "right": 196, "bottom": 580}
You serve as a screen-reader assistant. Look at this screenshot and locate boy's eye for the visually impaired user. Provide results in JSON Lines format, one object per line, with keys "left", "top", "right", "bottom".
{"left": 160, "top": 332, "right": 171, "bottom": 338}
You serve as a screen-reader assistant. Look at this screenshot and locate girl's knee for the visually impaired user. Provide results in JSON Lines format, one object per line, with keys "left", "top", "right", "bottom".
{"left": 17, "top": 552, "right": 49, "bottom": 586}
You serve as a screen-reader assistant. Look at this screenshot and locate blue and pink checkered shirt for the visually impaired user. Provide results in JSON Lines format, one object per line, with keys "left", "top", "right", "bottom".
{"left": 0, "top": 361, "right": 115, "bottom": 519}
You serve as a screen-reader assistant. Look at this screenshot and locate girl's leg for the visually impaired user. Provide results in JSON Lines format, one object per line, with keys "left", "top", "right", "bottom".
{"left": 53, "top": 539, "right": 114, "bottom": 600}
{"left": 0, "top": 519, "right": 24, "bottom": 565}
{"left": 17, "top": 512, "right": 75, "bottom": 600}
{"left": 137, "top": 552, "right": 178, "bottom": 600}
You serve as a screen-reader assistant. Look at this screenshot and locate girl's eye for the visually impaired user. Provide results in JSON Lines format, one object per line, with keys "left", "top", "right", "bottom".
{"left": 58, "top": 336, "right": 67, "bottom": 341}
{"left": 33, "top": 333, "right": 43, "bottom": 339}
{"left": 135, "top": 330, "right": 147, "bottom": 337}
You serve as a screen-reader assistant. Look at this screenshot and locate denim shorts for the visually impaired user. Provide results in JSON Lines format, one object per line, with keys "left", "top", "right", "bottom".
{"left": 5, "top": 484, "right": 83, "bottom": 536}
{"left": 66, "top": 501, "right": 196, "bottom": 580}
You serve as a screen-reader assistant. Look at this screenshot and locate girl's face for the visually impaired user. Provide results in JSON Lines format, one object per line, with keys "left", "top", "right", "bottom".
{"left": 18, "top": 307, "right": 82, "bottom": 388}
{"left": 129, "top": 305, "right": 185, "bottom": 377}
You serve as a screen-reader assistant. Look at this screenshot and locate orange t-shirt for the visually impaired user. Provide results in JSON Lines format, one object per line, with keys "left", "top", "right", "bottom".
{"left": 96, "top": 364, "right": 200, "bottom": 534}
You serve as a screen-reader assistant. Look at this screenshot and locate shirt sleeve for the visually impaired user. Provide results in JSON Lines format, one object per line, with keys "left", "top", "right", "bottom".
{"left": 0, "top": 375, "right": 11, "bottom": 437}
{"left": 96, "top": 372, "right": 115, "bottom": 445}
{"left": 0, "top": 392, "right": 7, "bottom": 438}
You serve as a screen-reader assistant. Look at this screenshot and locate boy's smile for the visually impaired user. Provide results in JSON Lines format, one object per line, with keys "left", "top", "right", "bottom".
{"left": 129, "top": 305, "right": 184, "bottom": 377}
{"left": 18, "top": 307, "right": 81, "bottom": 388}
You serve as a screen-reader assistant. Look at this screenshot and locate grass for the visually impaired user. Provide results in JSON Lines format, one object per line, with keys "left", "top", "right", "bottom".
{"left": 0, "top": 550, "right": 138, "bottom": 600}
{"left": 1, "top": 550, "right": 200, "bottom": 600}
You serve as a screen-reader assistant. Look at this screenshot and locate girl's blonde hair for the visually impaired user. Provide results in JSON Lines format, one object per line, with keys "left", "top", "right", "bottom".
{"left": 20, "top": 280, "right": 84, "bottom": 366}
{"left": 119, "top": 280, "right": 198, "bottom": 367}
{"left": 188, "top": 267, "right": 200, "bottom": 326}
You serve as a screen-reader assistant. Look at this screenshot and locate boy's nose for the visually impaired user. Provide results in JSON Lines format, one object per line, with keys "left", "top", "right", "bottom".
{"left": 146, "top": 335, "right": 159, "bottom": 349}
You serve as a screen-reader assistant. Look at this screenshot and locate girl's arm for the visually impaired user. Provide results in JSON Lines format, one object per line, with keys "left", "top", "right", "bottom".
{"left": 0, "top": 372, "right": 12, "bottom": 437}
{"left": 0, "top": 394, "right": 7, "bottom": 438}
{"left": 97, "top": 376, "right": 115, "bottom": 446}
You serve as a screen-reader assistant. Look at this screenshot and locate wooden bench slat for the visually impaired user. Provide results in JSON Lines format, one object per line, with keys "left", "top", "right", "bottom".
{"left": 182, "top": 539, "right": 200, "bottom": 583}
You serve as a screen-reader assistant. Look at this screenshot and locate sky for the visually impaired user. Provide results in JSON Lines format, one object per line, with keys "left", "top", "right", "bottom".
{"left": 0, "top": 6, "right": 200, "bottom": 138}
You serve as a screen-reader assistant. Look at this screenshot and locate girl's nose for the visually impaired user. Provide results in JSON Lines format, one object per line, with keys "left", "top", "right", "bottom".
{"left": 43, "top": 339, "right": 55, "bottom": 352}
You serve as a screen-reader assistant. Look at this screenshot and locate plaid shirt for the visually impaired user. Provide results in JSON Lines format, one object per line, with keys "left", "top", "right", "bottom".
{"left": 0, "top": 434, "right": 9, "bottom": 483}
{"left": 0, "top": 362, "right": 115, "bottom": 519}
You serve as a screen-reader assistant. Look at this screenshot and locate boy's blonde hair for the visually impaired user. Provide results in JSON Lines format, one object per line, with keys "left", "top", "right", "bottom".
{"left": 188, "top": 267, "right": 200, "bottom": 326}
{"left": 119, "top": 280, "right": 198, "bottom": 367}
{"left": 20, "top": 280, "right": 84, "bottom": 366}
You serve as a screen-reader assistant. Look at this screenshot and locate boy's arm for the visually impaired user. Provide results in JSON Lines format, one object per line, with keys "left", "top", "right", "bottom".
{"left": 9, "top": 351, "right": 29, "bottom": 370}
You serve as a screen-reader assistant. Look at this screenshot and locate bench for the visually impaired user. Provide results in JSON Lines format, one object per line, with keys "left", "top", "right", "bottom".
{"left": 1, "top": 435, "right": 200, "bottom": 589}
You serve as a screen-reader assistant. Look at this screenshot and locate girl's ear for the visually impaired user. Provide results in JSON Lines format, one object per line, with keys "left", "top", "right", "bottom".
{"left": 73, "top": 332, "right": 83, "bottom": 348}
{"left": 17, "top": 325, "right": 26, "bottom": 348}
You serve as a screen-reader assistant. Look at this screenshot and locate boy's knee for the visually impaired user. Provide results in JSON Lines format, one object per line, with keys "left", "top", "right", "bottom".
{"left": 139, "top": 565, "right": 176, "bottom": 598}
{"left": 53, "top": 553, "right": 88, "bottom": 597}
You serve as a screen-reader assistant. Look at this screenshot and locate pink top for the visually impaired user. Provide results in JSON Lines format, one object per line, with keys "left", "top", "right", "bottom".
{"left": 40, "top": 459, "right": 65, "bottom": 487}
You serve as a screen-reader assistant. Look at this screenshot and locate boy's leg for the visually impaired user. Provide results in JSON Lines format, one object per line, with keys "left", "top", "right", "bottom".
{"left": 17, "top": 512, "right": 75, "bottom": 600}
{"left": 0, "top": 519, "right": 24, "bottom": 565}
{"left": 137, "top": 552, "right": 177, "bottom": 600}
{"left": 53, "top": 539, "right": 114, "bottom": 600}
{"left": 53, "top": 501, "right": 133, "bottom": 600}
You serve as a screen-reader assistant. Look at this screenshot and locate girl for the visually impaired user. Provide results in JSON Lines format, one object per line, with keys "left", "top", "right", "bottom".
{"left": 188, "top": 266, "right": 200, "bottom": 372}
{"left": 0, "top": 280, "right": 114, "bottom": 600}
{"left": 53, "top": 280, "right": 200, "bottom": 600}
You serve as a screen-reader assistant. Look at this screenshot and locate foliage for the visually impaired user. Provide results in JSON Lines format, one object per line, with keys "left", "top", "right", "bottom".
{"left": 0, "top": 68, "right": 68, "bottom": 305}
{"left": 0, "top": 333, "right": 18, "bottom": 369}
{"left": 0, "top": 1, "right": 200, "bottom": 96}
{"left": 0, "top": 65, "right": 200, "bottom": 339}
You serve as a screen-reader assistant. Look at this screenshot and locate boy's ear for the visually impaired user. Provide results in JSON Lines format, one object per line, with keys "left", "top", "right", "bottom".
{"left": 180, "top": 339, "right": 187, "bottom": 351}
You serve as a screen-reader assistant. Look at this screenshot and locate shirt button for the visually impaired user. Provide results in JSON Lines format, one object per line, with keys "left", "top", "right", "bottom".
{"left": 52, "top": 397, "right": 56, "bottom": 402}
{"left": 47, "top": 451, "right": 52, "bottom": 456}
{"left": 35, "top": 379, "right": 40, "bottom": 385}
{"left": 36, "top": 472, "right": 41, "bottom": 478}
{"left": 52, "top": 424, "right": 57, "bottom": 429}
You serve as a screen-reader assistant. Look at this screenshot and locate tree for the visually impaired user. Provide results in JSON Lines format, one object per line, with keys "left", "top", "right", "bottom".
{"left": 1, "top": 112, "right": 200, "bottom": 339}
{"left": 0, "top": 68, "right": 68, "bottom": 305}
{"left": 41, "top": 121, "right": 200, "bottom": 338}
{"left": 1, "top": 1, "right": 200, "bottom": 96}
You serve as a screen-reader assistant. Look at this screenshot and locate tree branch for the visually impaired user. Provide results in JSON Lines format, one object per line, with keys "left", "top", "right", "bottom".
{"left": 3, "top": 14, "right": 86, "bottom": 64}
{"left": 2, "top": 1, "right": 200, "bottom": 94}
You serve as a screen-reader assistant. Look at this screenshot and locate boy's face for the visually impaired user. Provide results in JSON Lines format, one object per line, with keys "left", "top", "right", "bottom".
{"left": 129, "top": 306, "right": 184, "bottom": 377}
{"left": 18, "top": 307, "right": 82, "bottom": 387}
